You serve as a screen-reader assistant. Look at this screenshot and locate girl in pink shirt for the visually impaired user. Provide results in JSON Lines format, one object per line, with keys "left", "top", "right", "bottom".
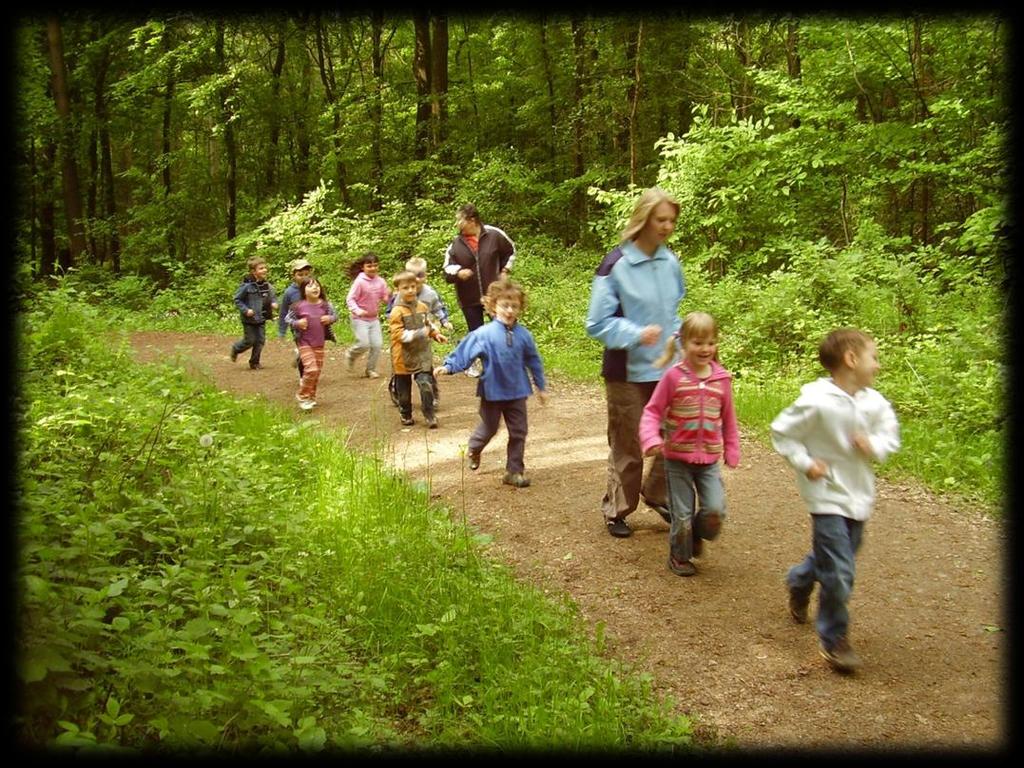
{"left": 286, "top": 278, "right": 338, "bottom": 411}
{"left": 344, "top": 252, "right": 391, "bottom": 378}
{"left": 639, "top": 312, "right": 740, "bottom": 576}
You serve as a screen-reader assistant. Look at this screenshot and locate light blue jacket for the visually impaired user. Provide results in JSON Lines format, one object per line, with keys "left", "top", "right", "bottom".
{"left": 584, "top": 241, "right": 686, "bottom": 383}
{"left": 442, "top": 320, "right": 546, "bottom": 402}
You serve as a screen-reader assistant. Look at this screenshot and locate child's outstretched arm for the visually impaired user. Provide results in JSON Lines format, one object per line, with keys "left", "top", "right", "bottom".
{"left": 638, "top": 368, "right": 678, "bottom": 457}
{"left": 770, "top": 400, "right": 826, "bottom": 478}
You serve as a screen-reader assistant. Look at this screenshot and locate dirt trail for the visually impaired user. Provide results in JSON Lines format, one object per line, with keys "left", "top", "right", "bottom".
{"left": 131, "top": 331, "right": 1007, "bottom": 751}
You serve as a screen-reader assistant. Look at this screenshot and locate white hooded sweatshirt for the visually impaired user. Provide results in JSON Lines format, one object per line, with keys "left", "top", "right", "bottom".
{"left": 771, "top": 377, "right": 900, "bottom": 521}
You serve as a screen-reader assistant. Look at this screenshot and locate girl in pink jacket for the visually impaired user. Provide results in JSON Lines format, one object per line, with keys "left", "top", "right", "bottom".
{"left": 639, "top": 312, "right": 740, "bottom": 576}
{"left": 344, "top": 252, "right": 392, "bottom": 378}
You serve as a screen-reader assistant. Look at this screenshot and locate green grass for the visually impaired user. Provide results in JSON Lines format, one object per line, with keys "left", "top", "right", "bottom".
{"left": 16, "top": 286, "right": 694, "bottom": 752}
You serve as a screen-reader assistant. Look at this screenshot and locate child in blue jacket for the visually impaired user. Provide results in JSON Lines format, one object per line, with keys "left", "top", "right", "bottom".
{"left": 435, "top": 279, "right": 547, "bottom": 488}
{"left": 231, "top": 257, "right": 278, "bottom": 369}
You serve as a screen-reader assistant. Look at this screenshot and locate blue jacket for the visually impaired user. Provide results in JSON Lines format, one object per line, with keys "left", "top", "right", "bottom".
{"left": 584, "top": 241, "right": 685, "bottom": 383}
{"left": 278, "top": 282, "right": 303, "bottom": 338}
{"left": 234, "top": 276, "right": 277, "bottom": 326}
{"left": 442, "top": 320, "right": 546, "bottom": 402}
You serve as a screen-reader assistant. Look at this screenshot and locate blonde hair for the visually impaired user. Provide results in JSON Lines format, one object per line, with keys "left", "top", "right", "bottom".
{"left": 405, "top": 256, "right": 428, "bottom": 276}
{"left": 655, "top": 311, "right": 719, "bottom": 368}
{"left": 483, "top": 277, "right": 527, "bottom": 315}
{"left": 391, "top": 270, "right": 419, "bottom": 289}
{"left": 620, "top": 186, "right": 681, "bottom": 243}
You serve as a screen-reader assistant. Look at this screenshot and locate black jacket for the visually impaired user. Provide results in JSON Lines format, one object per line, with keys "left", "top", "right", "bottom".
{"left": 442, "top": 224, "right": 516, "bottom": 309}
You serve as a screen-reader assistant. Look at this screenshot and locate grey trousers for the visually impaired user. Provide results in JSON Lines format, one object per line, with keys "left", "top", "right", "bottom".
{"left": 602, "top": 379, "right": 667, "bottom": 521}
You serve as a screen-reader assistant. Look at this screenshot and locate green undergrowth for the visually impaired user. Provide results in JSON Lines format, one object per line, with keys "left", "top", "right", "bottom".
{"left": 16, "top": 285, "right": 694, "bottom": 753}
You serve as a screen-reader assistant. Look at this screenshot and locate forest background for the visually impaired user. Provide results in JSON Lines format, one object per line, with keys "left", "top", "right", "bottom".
{"left": 14, "top": 10, "right": 1011, "bottom": 751}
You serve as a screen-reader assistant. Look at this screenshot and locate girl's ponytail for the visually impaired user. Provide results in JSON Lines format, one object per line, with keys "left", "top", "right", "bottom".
{"left": 654, "top": 332, "right": 679, "bottom": 368}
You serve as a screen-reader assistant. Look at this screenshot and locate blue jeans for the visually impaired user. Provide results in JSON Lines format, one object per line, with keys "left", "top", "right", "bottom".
{"left": 665, "top": 460, "right": 726, "bottom": 562}
{"left": 787, "top": 514, "right": 865, "bottom": 649}
{"left": 232, "top": 322, "right": 266, "bottom": 366}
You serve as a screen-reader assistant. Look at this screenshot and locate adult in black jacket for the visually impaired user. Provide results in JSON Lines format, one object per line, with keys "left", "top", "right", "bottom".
{"left": 442, "top": 203, "right": 517, "bottom": 332}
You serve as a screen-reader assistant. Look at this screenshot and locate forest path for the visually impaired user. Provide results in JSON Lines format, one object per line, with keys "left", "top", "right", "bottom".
{"left": 130, "top": 331, "right": 1006, "bottom": 751}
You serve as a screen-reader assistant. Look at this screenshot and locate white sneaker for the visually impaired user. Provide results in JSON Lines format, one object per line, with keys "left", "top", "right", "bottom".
{"left": 465, "top": 358, "right": 484, "bottom": 378}
{"left": 365, "top": 370, "right": 380, "bottom": 379}
{"left": 299, "top": 399, "right": 315, "bottom": 411}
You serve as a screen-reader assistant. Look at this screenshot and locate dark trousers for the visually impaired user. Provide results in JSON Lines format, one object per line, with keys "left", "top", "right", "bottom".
{"left": 394, "top": 372, "right": 436, "bottom": 420}
{"left": 468, "top": 397, "right": 528, "bottom": 474}
{"left": 462, "top": 304, "right": 486, "bottom": 332}
{"left": 232, "top": 323, "right": 266, "bottom": 366}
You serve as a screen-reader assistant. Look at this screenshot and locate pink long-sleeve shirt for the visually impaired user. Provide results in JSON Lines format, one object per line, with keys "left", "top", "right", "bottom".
{"left": 345, "top": 272, "right": 390, "bottom": 320}
{"left": 639, "top": 359, "right": 741, "bottom": 467}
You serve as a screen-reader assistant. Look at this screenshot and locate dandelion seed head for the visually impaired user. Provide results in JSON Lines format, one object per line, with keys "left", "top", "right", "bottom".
{"left": 199, "top": 434, "right": 214, "bottom": 448}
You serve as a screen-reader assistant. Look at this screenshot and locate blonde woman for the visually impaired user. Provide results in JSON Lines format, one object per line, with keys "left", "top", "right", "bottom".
{"left": 584, "top": 187, "right": 686, "bottom": 538}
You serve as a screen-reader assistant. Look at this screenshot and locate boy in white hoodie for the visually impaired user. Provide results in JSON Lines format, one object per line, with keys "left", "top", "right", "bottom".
{"left": 771, "top": 328, "right": 900, "bottom": 673}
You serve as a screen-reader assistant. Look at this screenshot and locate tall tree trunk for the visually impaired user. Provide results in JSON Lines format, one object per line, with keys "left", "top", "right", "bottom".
{"left": 730, "top": 19, "right": 754, "bottom": 121}
{"left": 627, "top": 21, "right": 643, "bottom": 187}
{"left": 45, "top": 16, "right": 86, "bottom": 270}
{"left": 785, "top": 20, "right": 802, "bottom": 79}
{"left": 39, "top": 139, "right": 58, "bottom": 277}
{"left": 413, "top": 14, "right": 432, "bottom": 161}
{"left": 430, "top": 15, "right": 449, "bottom": 155}
{"left": 369, "top": 12, "right": 388, "bottom": 211}
{"left": 314, "top": 16, "right": 351, "bottom": 206}
{"left": 161, "top": 27, "right": 174, "bottom": 270}
{"left": 266, "top": 26, "right": 286, "bottom": 194}
{"left": 570, "top": 17, "right": 588, "bottom": 230}
{"left": 28, "top": 137, "right": 38, "bottom": 271}
{"left": 538, "top": 18, "right": 558, "bottom": 175}
{"left": 92, "top": 33, "right": 116, "bottom": 267}
{"left": 215, "top": 20, "right": 237, "bottom": 241}
{"left": 295, "top": 15, "right": 312, "bottom": 200}
{"left": 458, "top": 19, "right": 480, "bottom": 153}
{"left": 87, "top": 126, "right": 99, "bottom": 262}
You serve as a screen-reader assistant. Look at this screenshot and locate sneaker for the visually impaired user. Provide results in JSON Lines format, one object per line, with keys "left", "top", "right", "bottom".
{"left": 788, "top": 586, "right": 809, "bottom": 624}
{"left": 502, "top": 472, "right": 531, "bottom": 488}
{"left": 426, "top": 417, "right": 438, "bottom": 429}
{"left": 298, "top": 399, "right": 315, "bottom": 411}
{"left": 230, "top": 347, "right": 238, "bottom": 362}
{"left": 644, "top": 497, "right": 671, "bottom": 525}
{"left": 606, "top": 516, "right": 632, "bottom": 538}
{"left": 820, "top": 637, "right": 861, "bottom": 673}
{"left": 249, "top": 362, "right": 264, "bottom": 370}
{"left": 668, "top": 555, "right": 697, "bottom": 576}
{"left": 401, "top": 416, "right": 415, "bottom": 426}
{"left": 365, "top": 370, "right": 380, "bottom": 379}
{"left": 467, "top": 451, "right": 481, "bottom": 471}
{"left": 465, "top": 358, "right": 484, "bottom": 378}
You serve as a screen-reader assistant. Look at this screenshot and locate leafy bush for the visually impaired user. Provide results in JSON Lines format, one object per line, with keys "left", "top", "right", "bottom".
{"left": 17, "top": 286, "right": 694, "bottom": 751}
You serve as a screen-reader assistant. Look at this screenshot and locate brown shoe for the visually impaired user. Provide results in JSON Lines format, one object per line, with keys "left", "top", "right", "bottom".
{"left": 820, "top": 637, "right": 861, "bottom": 673}
{"left": 692, "top": 530, "right": 704, "bottom": 557}
{"left": 668, "top": 555, "right": 697, "bottom": 576}
{"left": 502, "top": 472, "right": 531, "bottom": 488}
{"left": 788, "top": 586, "right": 809, "bottom": 624}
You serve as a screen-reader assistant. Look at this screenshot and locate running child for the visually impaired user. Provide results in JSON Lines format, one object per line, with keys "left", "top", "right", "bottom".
{"left": 639, "top": 311, "right": 740, "bottom": 576}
